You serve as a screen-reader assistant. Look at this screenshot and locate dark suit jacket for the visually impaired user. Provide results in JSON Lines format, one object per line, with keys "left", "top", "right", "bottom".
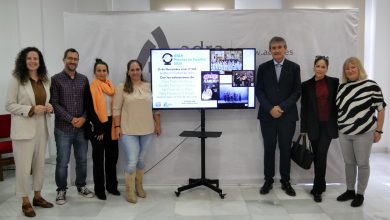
{"left": 300, "top": 76, "right": 339, "bottom": 140}
{"left": 256, "top": 59, "right": 301, "bottom": 122}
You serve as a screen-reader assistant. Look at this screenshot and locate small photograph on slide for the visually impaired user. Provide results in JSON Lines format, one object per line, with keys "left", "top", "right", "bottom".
{"left": 232, "top": 70, "right": 254, "bottom": 87}
{"left": 211, "top": 50, "right": 243, "bottom": 71}
{"left": 201, "top": 71, "right": 220, "bottom": 101}
{"left": 218, "top": 84, "right": 248, "bottom": 104}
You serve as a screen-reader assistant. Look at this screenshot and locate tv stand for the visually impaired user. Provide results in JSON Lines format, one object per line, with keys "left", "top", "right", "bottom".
{"left": 175, "top": 109, "right": 226, "bottom": 199}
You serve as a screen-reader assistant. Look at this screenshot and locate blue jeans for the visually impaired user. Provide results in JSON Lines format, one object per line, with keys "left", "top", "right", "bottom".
{"left": 54, "top": 128, "right": 88, "bottom": 190}
{"left": 119, "top": 133, "right": 153, "bottom": 174}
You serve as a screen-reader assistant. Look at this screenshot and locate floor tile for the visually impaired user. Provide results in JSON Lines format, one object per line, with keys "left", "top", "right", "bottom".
{"left": 1, "top": 153, "right": 390, "bottom": 219}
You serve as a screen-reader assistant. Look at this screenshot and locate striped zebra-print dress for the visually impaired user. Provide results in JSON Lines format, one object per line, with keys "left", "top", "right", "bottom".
{"left": 336, "top": 79, "right": 386, "bottom": 135}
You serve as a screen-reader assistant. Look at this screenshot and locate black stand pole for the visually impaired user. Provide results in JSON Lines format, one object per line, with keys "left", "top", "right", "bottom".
{"left": 175, "top": 109, "right": 225, "bottom": 199}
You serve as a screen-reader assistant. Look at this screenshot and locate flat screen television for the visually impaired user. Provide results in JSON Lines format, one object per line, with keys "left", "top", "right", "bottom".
{"left": 150, "top": 48, "right": 256, "bottom": 109}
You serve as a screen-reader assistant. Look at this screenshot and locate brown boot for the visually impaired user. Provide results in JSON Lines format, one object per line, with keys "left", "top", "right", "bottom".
{"left": 135, "top": 169, "right": 146, "bottom": 198}
{"left": 125, "top": 172, "right": 137, "bottom": 203}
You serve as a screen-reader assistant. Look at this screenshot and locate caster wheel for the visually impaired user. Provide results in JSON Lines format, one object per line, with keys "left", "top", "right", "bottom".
{"left": 220, "top": 193, "right": 226, "bottom": 199}
{"left": 175, "top": 191, "right": 180, "bottom": 197}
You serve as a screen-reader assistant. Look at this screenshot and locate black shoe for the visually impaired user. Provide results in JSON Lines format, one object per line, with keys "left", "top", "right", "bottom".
{"left": 351, "top": 194, "right": 364, "bottom": 207}
{"left": 108, "top": 189, "right": 121, "bottom": 196}
{"left": 260, "top": 181, "right": 273, "bottom": 195}
{"left": 313, "top": 193, "right": 322, "bottom": 202}
{"left": 281, "top": 182, "right": 296, "bottom": 196}
{"left": 96, "top": 192, "right": 107, "bottom": 200}
{"left": 337, "top": 190, "right": 355, "bottom": 201}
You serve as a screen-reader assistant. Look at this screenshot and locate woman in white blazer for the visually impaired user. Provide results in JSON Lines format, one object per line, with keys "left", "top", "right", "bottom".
{"left": 5, "top": 47, "right": 54, "bottom": 217}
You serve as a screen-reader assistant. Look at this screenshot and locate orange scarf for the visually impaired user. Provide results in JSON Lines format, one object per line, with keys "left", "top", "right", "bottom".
{"left": 90, "top": 79, "right": 117, "bottom": 139}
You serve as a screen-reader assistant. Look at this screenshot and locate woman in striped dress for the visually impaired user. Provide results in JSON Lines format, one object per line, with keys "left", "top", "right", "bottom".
{"left": 336, "top": 57, "right": 386, "bottom": 207}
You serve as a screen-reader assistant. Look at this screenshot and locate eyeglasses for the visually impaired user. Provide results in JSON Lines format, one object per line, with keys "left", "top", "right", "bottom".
{"left": 315, "top": 55, "right": 329, "bottom": 61}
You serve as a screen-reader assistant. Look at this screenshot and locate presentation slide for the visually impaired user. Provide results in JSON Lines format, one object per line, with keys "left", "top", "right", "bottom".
{"left": 151, "top": 49, "right": 215, "bottom": 108}
{"left": 151, "top": 48, "right": 256, "bottom": 109}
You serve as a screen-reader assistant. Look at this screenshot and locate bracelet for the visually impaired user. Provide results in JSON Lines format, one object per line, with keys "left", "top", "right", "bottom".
{"left": 115, "top": 125, "right": 121, "bottom": 128}
{"left": 375, "top": 130, "right": 383, "bottom": 134}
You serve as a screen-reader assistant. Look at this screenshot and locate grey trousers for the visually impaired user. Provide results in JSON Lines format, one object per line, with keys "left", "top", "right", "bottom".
{"left": 339, "top": 131, "right": 374, "bottom": 195}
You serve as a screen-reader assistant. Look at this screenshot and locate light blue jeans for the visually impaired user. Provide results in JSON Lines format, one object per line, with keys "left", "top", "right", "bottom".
{"left": 119, "top": 133, "right": 153, "bottom": 174}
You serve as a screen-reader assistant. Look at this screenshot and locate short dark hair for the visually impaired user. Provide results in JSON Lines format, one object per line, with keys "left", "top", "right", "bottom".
{"left": 63, "top": 48, "right": 79, "bottom": 60}
{"left": 269, "top": 36, "right": 287, "bottom": 50}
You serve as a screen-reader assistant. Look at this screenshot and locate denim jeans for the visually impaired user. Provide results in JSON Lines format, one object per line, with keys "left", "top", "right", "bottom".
{"left": 119, "top": 133, "right": 153, "bottom": 174}
{"left": 54, "top": 128, "right": 89, "bottom": 190}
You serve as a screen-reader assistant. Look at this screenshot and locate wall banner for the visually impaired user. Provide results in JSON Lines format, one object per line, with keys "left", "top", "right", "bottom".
{"left": 64, "top": 9, "right": 358, "bottom": 184}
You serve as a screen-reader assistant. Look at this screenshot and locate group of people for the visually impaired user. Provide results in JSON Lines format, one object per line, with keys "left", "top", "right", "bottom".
{"left": 5, "top": 36, "right": 386, "bottom": 217}
{"left": 6, "top": 47, "right": 160, "bottom": 217}
{"left": 256, "top": 36, "right": 386, "bottom": 208}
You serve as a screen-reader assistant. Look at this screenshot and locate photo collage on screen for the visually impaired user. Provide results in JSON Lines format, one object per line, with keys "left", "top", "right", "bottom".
{"left": 201, "top": 49, "right": 255, "bottom": 108}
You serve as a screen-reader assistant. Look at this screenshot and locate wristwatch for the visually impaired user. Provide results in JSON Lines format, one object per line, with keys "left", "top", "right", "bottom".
{"left": 375, "top": 130, "right": 383, "bottom": 134}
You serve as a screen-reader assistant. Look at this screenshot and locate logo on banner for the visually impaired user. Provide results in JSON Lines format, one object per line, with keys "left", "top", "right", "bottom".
{"left": 136, "top": 26, "right": 295, "bottom": 68}
{"left": 137, "top": 26, "right": 224, "bottom": 68}
{"left": 137, "top": 27, "right": 171, "bottom": 68}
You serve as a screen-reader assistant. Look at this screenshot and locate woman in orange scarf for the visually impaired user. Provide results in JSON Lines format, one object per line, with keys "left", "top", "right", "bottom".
{"left": 89, "top": 58, "right": 119, "bottom": 200}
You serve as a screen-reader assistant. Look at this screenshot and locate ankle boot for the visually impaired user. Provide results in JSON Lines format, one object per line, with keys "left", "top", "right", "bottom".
{"left": 337, "top": 190, "right": 355, "bottom": 201}
{"left": 351, "top": 194, "right": 364, "bottom": 207}
{"left": 135, "top": 169, "right": 146, "bottom": 198}
{"left": 125, "top": 172, "right": 137, "bottom": 203}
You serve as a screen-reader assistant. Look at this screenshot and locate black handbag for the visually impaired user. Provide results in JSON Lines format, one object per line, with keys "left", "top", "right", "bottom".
{"left": 291, "top": 134, "right": 314, "bottom": 169}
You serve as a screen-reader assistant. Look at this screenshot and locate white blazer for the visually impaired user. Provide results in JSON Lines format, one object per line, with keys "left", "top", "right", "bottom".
{"left": 5, "top": 75, "right": 53, "bottom": 140}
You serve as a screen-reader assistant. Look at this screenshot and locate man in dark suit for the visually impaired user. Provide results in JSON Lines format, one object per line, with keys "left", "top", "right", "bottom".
{"left": 256, "top": 36, "right": 301, "bottom": 196}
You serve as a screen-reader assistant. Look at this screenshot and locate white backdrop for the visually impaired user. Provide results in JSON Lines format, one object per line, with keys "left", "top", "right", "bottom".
{"left": 64, "top": 9, "right": 358, "bottom": 185}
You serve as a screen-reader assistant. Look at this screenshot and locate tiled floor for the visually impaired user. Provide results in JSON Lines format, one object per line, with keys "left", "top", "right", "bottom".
{"left": 1, "top": 153, "right": 390, "bottom": 219}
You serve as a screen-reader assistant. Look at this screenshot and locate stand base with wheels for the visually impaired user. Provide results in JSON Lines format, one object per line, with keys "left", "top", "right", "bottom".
{"left": 175, "top": 177, "right": 225, "bottom": 199}
{"left": 175, "top": 110, "right": 226, "bottom": 199}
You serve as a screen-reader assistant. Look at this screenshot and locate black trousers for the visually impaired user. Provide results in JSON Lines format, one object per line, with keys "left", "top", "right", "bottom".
{"left": 260, "top": 120, "right": 296, "bottom": 183}
{"left": 310, "top": 122, "right": 332, "bottom": 194}
{"left": 90, "top": 116, "right": 119, "bottom": 193}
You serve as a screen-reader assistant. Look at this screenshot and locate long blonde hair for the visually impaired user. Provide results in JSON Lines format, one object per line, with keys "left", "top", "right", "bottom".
{"left": 341, "top": 57, "right": 367, "bottom": 83}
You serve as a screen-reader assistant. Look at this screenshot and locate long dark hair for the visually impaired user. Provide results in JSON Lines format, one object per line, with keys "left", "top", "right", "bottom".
{"left": 123, "top": 59, "right": 145, "bottom": 94}
{"left": 13, "top": 47, "right": 48, "bottom": 84}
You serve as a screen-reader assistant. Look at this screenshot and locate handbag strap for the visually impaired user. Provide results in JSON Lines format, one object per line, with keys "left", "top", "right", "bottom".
{"left": 303, "top": 134, "right": 313, "bottom": 153}
{"left": 296, "top": 134, "right": 303, "bottom": 143}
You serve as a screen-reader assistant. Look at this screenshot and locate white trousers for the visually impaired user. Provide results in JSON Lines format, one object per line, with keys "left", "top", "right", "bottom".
{"left": 12, "top": 115, "right": 48, "bottom": 197}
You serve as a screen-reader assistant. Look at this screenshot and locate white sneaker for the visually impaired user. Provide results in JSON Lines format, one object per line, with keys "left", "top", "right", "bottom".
{"left": 56, "top": 190, "right": 67, "bottom": 205}
{"left": 77, "top": 186, "right": 95, "bottom": 198}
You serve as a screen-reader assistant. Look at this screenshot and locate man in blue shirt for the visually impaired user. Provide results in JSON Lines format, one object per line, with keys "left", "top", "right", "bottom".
{"left": 50, "top": 48, "right": 94, "bottom": 205}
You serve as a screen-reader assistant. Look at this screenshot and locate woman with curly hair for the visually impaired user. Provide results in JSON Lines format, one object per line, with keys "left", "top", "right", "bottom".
{"left": 5, "top": 47, "right": 54, "bottom": 217}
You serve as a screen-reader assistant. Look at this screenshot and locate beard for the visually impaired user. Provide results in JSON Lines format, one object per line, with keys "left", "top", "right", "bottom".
{"left": 65, "top": 63, "right": 77, "bottom": 72}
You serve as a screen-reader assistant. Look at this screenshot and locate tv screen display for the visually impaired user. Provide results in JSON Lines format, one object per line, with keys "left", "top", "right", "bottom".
{"left": 150, "top": 48, "right": 256, "bottom": 109}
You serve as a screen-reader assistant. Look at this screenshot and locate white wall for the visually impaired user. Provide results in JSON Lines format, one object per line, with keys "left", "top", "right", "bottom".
{"left": 0, "top": 0, "right": 150, "bottom": 114}
{"left": 369, "top": 0, "right": 390, "bottom": 151}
